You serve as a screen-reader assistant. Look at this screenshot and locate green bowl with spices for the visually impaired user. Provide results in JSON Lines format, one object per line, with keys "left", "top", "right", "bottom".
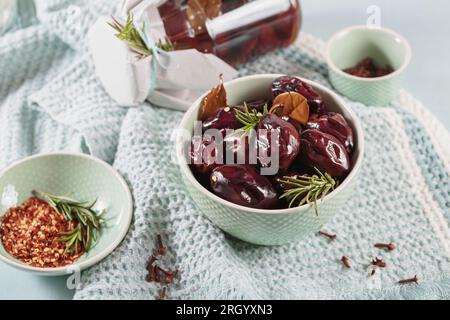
{"left": 326, "top": 25, "right": 411, "bottom": 106}
{"left": 0, "top": 153, "right": 133, "bottom": 276}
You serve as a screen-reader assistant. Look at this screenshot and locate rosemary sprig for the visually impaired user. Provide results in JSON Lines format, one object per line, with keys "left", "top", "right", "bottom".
{"left": 234, "top": 102, "right": 269, "bottom": 133}
{"left": 108, "top": 14, "right": 175, "bottom": 59}
{"left": 278, "top": 168, "right": 337, "bottom": 215}
{"left": 33, "top": 191, "right": 104, "bottom": 255}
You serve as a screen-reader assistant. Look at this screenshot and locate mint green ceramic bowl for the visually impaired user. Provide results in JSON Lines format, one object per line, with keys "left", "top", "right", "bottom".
{"left": 176, "top": 74, "right": 364, "bottom": 245}
{"left": 326, "top": 25, "right": 411, "bottom": 106}
{"left": 0, "top": 153, "right": 133, "bottom": 275}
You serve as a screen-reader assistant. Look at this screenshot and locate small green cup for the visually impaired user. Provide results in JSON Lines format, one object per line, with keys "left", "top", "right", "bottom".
{"left": 326, "top": 25, "right": 411, "bottom": 106}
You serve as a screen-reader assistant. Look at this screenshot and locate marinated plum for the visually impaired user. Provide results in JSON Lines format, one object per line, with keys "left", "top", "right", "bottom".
{"left": 257, "top": 114, "right": 301, "bottom": 173}
{"left": 281, "top": 115, "right": 303, "bottom": 135}
{"left": 202, "top": 107, "right": 242, "bottom": 132}
{"left": 223, "top": 131, "right": 255, "bottom": 165}
{"left": 271, "top": 76, "right": 325, "bottom": 114}
{"left": 307, "top": 112, "right": 354, "bottom": 153}
{"left": 247, "top": 99, "right": 272, "bottom": 112}
{"left": 210, "top": 165, "right": 278, "bottom": 209}
{"left": 189, "top": 136, "right": 222, "bottom": 175}
{"left": 300, "top": 129, "right": 350, "bottom": 179}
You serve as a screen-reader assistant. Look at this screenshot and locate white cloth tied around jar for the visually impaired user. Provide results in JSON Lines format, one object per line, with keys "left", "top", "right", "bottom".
{"left": 0, "top": 0, "right": 17, "bottom": 34}
{"left": 88, "top": 0, "right": 238, "bottom": 111}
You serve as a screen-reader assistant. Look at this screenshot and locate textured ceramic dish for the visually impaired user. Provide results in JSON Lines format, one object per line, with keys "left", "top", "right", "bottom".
{"left": 0, "top": 153, "right": 133, "bottom": 275}
{"left": 176, "top": 74, "right": 364, "bottom": 245}
{"left": 326, "top": 25, "right": 411, "bottom": 106}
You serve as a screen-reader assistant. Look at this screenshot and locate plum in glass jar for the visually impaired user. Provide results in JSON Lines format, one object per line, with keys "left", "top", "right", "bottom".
{"left": 271, "top": 76, "right": 325, "bottom": 114}
{"left": 257, "top": 113, "right": 301, "bottom": 173}
{"left": 300, "top": 129, "right": 350, "bottom": 179}
{"left": 210, "top": 165, "right": 278, "bottom": 209}
{"left": 307, "top": 112, "right": 354, "bottom": 153}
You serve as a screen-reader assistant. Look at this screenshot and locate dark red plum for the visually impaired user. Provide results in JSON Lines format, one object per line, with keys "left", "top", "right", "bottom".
{"left": 257, "top": 114, "right": 301, "bottom": 173}
{"left": 300, "top": 129, "right": 350, "bottom": 179}
{"left": 202, "top": 107, "right": 242, "bottom": 132}
{"left": 307, "top": 112, "right": 354, "bottom": 153}
{"left": 223, "top": 131, "right": 256, "bottom": 165}
{"left": 281, "top": 115, "right": 303, "bottom": 135}
{"left": 271, "top": 76, "right": 325, "bottom": 114}
{"left": 246, "top": 99, "right": 271, "bottom": 112}
{"left": 210, "top": 165, "right": 278, "bottom": 209}
{"left": 189, "top": 136, "right": 222, "bottom": 175}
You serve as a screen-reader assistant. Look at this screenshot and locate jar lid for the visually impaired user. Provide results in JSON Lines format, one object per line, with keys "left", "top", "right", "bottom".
{"left": 205, "top": 0, "right": 293, "bottom": 39}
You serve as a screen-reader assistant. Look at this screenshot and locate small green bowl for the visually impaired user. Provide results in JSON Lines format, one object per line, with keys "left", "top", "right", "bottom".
{"left": 326, "top": 25, "right": 411, "bottom": 106}
{"left": 0, "top": 153, "right": 133, "bottom": 276}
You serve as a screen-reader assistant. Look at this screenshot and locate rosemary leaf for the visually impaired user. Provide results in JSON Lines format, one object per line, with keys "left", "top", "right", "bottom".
{"left": 34, "top": 190, "right": 103, "bottom": 255}
{"left": 278, "top": 168, "right": 337, "bottom": 215}
{"left": 109, "top": 14, "right": 175, "bottom": 60}
{"left": 234, "top": 102, "right": 269, "bottom": 134}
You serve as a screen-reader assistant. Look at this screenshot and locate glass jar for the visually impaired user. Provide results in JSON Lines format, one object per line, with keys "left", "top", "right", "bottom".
{"left": 157, "top": 0, "right": 301, "bottom": 65}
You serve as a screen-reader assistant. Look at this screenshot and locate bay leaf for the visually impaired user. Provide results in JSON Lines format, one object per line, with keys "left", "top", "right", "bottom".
{"left": 198, "top": 76, "right": 227, "bottom": 121}
{"left": 273, "top": 91, "right": 310, "bottom": 125}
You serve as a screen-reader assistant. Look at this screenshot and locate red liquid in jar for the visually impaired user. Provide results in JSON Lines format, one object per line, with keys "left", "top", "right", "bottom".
{"left": 158, "top": 0, "right": 301, "bottom": 66}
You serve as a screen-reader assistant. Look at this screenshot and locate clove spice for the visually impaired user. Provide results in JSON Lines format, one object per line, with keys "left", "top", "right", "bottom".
{"left": 146, "top": 256, "right": 178, "bottom": 284}
{"left": 398, "top": 275, "right": 419, "bottom": 285}
{"left": 156, "top": 287, "right": 167, "bottom": 300}
{"left": 374, "top": 243, "right": 396, "bottom": 251}
{"left": 371, "top": 257, "right": 386, "bottom": 268}
{"left": 370, "top": 257, "right": 386, "bottom": 276}
{"left": 341, "top": 256, "right": 351, "bottom": 269}
{"left": 319, "top": 230, "right": 337, "bottom": 241}
{"left": 145, "top": 234, "right": 178, "bottom": 299}
{"left": 156, "top": 234, "right": 166, "bottom": 256}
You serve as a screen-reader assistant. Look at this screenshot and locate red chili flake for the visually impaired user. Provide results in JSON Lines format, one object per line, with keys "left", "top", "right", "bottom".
{"left": 0, "top": 197, "right": 84, "bottom": 268}
{"left": 374, "top": 243, "right": 396, "bottom": 251}
{"left": 371, "top": 257, "right": 387, "bottom": 268}
{"left": 318, "top": 230, "right": 337, "bottom": 241}
{"left": 398, "top": 275, "right": 419, "bottom": 285}
{"left": 341, "top": 256, "right": 351, "bottom": 269}
{"left": 370, "top": 269, "right": 376, "bottom": 276}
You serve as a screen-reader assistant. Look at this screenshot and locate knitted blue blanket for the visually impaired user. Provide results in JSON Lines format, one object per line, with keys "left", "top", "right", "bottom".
{"left": 1, "top": 0, "right": 449, "bottom": 299}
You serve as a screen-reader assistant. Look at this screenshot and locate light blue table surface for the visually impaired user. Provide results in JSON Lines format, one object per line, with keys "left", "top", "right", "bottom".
{"left": 1, "top": 0, "right": 449, "bottom": 300}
